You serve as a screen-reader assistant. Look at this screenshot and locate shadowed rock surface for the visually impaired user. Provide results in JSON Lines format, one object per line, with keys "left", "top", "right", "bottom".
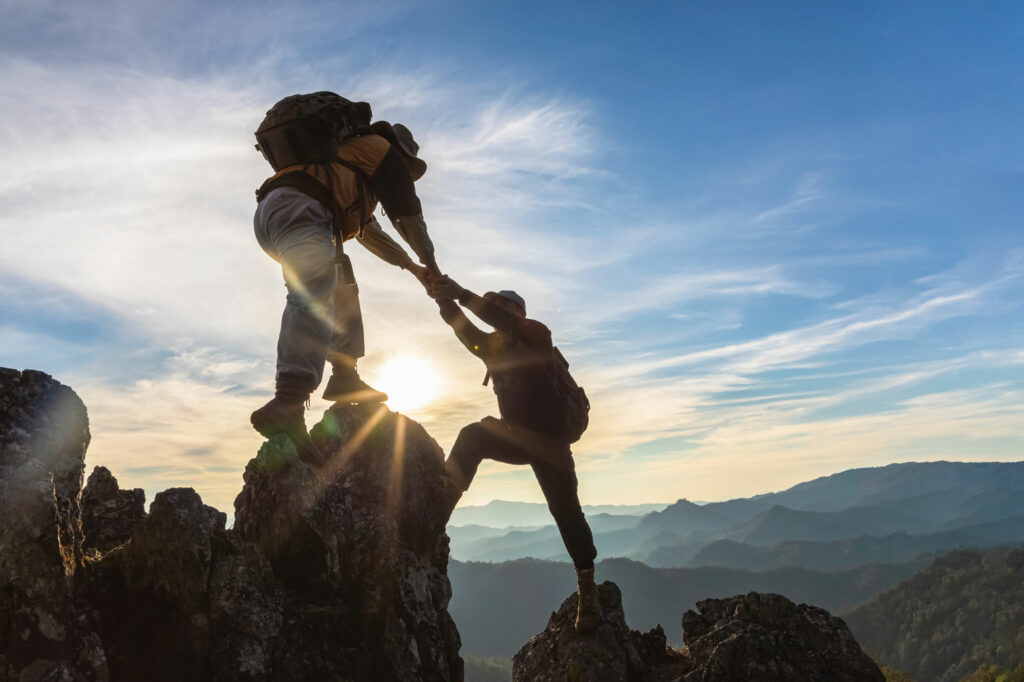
{"left": 679, "top": 592, "right": 885, "bottom": 681}
{"left": 2, "top": 368, "right": 885, "bottom": 682}
{"left": 0, "top": 369, "right": 462, "bottom": 682}
{"left": 513, "top": 584, "right": 883, "bottom": 682}
{"left": 513, "top": 582, "right": 687, "bottom": 681}
{"left": 0, "top": 368, "right": 106, "bottom": 681}
{"left": 81, "top": 466, "right": 145, "bottom": 555}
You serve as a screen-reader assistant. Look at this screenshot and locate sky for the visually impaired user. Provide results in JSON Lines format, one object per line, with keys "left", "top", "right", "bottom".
{"left": 1, "top": 1, "right": 1022, "bottom": 514}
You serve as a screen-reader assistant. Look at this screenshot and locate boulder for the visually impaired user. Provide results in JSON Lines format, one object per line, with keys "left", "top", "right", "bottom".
{"left": 680, "top": 592, "right": 885, "bottom": 681}
{"left": 513, "top": 584, "right": 885, "bottom": 682}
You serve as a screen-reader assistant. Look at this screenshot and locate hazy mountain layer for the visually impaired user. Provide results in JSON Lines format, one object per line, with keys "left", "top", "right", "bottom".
{"left": 446, "top": 461, "right": 1024, "bottom": 567}
{"left": 449, "top": 556, "right": 927, "bottom": 658}
{"left": 680, "top": 518, "right": 1024, "bottom": 571}
{"left": 449, "top": 500, "right": 666, "bottom": 528}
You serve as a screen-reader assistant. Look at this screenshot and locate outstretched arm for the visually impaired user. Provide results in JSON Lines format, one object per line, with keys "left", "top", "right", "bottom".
{"left": 357, "top": 219, "right": 432, "bottom": 288}
{"left": 432, "top": 276, "right": 551, "bottom": 347}
{"left": 357, "top": 218, "right": 414, "bottom": 269}
{"left": 366, "top": 147, "right": 439, "bottom": 275}
{"left": 437, "top": 299, "right": 491, "bottom": 359}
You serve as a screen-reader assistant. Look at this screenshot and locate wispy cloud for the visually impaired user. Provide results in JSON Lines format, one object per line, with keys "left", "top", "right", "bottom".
{"left": 2, "top": 0, "right": 1022, "bottom": 510}
{"left": 754, "top": 171, "right": 825, "bottom": 224}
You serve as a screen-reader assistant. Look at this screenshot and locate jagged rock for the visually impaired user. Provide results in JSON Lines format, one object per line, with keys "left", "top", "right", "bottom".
{"left": 512, "top": 582, "right": 688, "bottom": 682}
{"left": 233, "top": 403, "right": 462, "bottom": 681}
{"left": 81, "top": 466, "right": 145, "bottom": 555}
{"left": 680, "top": 592, "right": 885, "bottom": 681}
{"left": 83, "top": 488, "right": 229, "bottom": 680}
{"left": 0, "top": 368, "right": 462, "bottom": 682}
{"left": 513, "top": 585, "right": 884, "bottom": 682}
{"left": 0, "top": 368, "right": 108, "bottom": 681}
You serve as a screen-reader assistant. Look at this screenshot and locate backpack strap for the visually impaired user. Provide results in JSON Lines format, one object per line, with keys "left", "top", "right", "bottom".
{"left": 255, "top": 160, "right": 372, "bottom": 265}
{"left": 332, "top": 157, "right": 370, "bottom": 240}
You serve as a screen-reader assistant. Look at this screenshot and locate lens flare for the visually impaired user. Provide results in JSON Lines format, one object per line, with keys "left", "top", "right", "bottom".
{"left": 371, "top": 356, "right": 441, "bottom": 412}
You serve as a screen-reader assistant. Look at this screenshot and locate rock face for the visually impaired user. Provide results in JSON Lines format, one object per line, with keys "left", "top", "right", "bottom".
{"left": 3, "top": 367, "right": 883, "bottom": 682}
{"left": 513, "top": 585, "right": 884, "bottom": 682}
{"left": 0, "top": 369, "right": 462, "bottom": 682}
{"left": 81, "top": 466, "right": 145, "bottom": 555}
{"left": 513, "top": 582, "right": 687, "bottom": 682}
{"left": 230, "top": 403, "right": 462, "bottom": 681}
{"left": 0, "top": 368, "right": 107, "bottom": 681}
{"left": 680, "top": 593, "right": 885, "bottom": 681}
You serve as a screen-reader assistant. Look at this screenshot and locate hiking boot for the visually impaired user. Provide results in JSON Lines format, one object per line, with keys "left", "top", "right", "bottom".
{"left": 574, "top": 567, "right": 601, "bottom": 634}
{"left": 322, "top": 365, "right": 388, "bottom": 403}
{"left": 250, "top": 397, "right": 327, "bottom": 467}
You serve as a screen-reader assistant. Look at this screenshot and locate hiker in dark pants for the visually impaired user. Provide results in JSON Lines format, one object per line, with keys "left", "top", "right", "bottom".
{"left": 430, "top": 276, "right": 601, "bottom": 633}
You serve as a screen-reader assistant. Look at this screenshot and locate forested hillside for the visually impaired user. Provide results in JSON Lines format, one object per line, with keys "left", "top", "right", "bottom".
{"left": 845, "top": 547, "right": 1024, "bottom": 682}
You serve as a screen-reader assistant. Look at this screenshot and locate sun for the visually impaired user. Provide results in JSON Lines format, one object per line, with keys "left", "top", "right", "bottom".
{"left": 370, "top": 355, "right": 442, "bottom": 412}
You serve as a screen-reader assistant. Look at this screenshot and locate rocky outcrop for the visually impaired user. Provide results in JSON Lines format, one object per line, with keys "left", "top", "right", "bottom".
{"left": 513, "top": 582, "right": 687, "bottom": 681}
{"left": 229, "top": 403, "right": 462, "bottom": 681}
{"left": 0, "top": 369, "right": 462, "bottom": 682}
{"left": 680, "top": 592, "right": 885, "bottom": 681}
{"left": 81, "top": 466, "right": 145, "bottom": 555}
{"left": 3, "top": 367, "right": 883, "bottom": 682}
{"left": 0, "top": 368, "right": 107, "bottom": 681}
{"left": 513, "top": 585, "right": 884, "bottom": 682}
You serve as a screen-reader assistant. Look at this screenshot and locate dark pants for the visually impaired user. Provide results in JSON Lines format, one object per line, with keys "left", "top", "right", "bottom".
{"left": 446, "top": 418, "right": 597, "bottom": 570}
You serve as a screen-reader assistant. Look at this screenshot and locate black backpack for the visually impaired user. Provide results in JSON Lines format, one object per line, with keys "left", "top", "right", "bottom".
{"left": 254, "top": 91, "right": 372, "bottom": 171}
{"left": 483, "top": 344, "right": 590, "bottom": 443}
{"left": 550, "top": 347, "right": 591, "bottom": 444}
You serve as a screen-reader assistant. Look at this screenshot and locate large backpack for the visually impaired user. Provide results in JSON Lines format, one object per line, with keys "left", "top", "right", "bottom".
{"left": 485, "top": 344, "right": 591, "bottom": 444}
{"left": 550, "top": 347, "right": 591, "bottom": 443}
{"left": 254, "top": 92, "right": 372, "bottom": 171}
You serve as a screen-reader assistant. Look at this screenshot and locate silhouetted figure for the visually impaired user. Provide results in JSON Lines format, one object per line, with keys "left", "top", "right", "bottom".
{"left": 250, "top": 93, "right": 437, "bottom": 465}
{"left": 431, "top": 277, "right": 601, "bottom": 633}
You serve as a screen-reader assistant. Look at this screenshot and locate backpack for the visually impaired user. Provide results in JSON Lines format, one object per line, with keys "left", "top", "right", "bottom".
{"left": 550, "top": 347, "right": 591, "bottom": 443}
{"left": 254, "top": 91, "right": 372, "bottom": 171}
{"left": 485, "top": 342, "right": 591, "bottom": 444}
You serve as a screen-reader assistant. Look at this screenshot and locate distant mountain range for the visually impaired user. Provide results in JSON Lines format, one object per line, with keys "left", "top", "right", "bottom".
{"left": 446, "top": 460, "right": 1024, "bottom": 663}
{"left": 679, "top": 518, "right": 1024, "bottom": 571}
{"left": 449, "top": 500, "right": 667, "bottom": 528}
{"left": 449, "top": 555, "right": 930, "bottom": 659}
{"left": 447, "top": 461, "right": 1024, "bottom": 567}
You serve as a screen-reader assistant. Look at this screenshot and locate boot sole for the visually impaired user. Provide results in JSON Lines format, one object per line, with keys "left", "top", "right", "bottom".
{"left": 321, "top": 388, "right": 389, "bottom": 404}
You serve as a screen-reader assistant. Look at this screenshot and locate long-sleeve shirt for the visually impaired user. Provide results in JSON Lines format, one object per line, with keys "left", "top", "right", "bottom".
{"left": 439, "top": 291, "right": 566, "bottom": 439}
{"left": 257, "top": 133, "right": 433, "bottom": 267}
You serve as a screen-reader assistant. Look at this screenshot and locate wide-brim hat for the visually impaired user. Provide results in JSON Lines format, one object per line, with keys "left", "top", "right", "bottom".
{"left": 368, "top": 121, "right": 427, "bottom": 181}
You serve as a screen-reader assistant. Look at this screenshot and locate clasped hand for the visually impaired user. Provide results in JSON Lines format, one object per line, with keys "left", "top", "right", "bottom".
{"left": 407, "top": 263, "right": 462, "bottom": 300}
{"left": 427, "top": 272, "right": 463, "bottom": 300}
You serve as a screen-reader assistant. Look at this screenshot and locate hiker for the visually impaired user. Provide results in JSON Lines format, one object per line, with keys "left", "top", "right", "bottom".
{"left": 249, "top": 92, "right": 439, "bottom": 465}
{"left": 429, "top": 276, "right": 602, "bottom": 633}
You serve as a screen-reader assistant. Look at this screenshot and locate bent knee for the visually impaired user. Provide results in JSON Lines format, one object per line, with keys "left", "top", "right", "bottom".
{"left": 456, "top": 421, "right": 492, "bottom": 445}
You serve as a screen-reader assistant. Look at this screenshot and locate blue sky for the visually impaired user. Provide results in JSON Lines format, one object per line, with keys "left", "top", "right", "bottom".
{"left": 1, "top": 1, "right": 1022, "bottom": 512}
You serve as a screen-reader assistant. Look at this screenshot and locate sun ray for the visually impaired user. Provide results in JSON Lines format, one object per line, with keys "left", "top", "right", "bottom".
{"left": 319, "top": 404, "right": 390, "bottom": 482}
{"left": 387, "top": 416, "right": 407, "bottom": 516}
